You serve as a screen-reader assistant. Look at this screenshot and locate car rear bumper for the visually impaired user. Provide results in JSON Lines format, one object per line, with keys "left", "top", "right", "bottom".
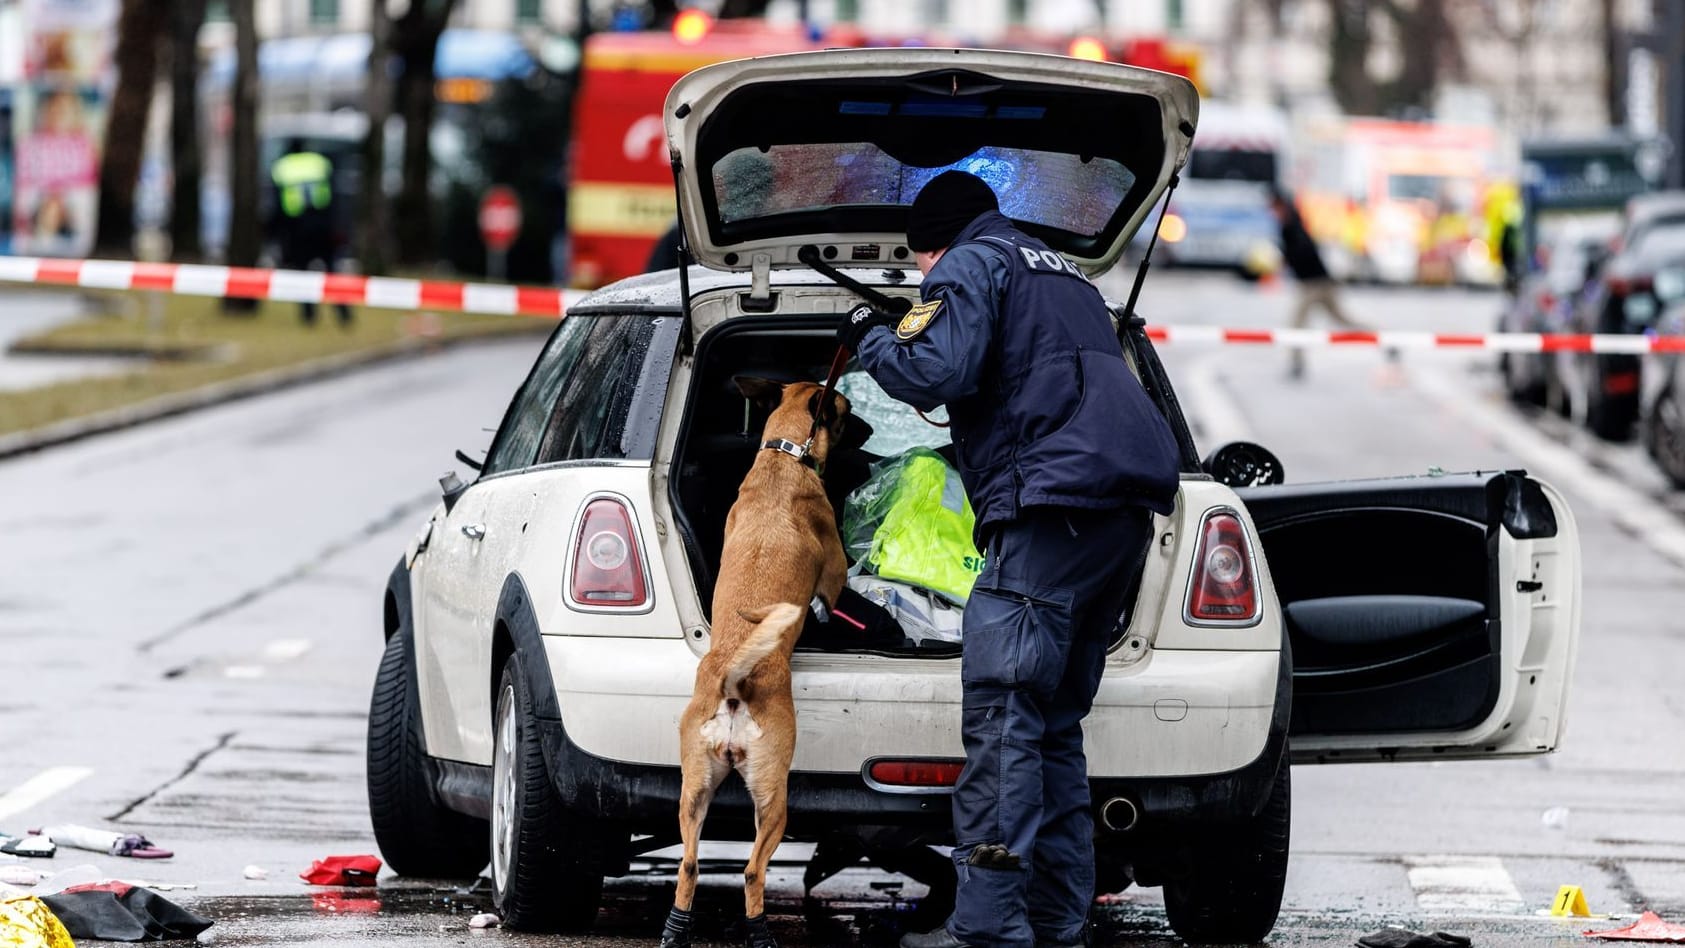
{"left": 537, "top": 642, "right": 1291, "bottom": 839}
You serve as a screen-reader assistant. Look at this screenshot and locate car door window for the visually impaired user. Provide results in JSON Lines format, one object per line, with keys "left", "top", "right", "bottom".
{"left": 480, "top": 319, "right": 597, "bottom": 477}
{"left": 535, "top": 314, "right": 676, "bottom": 464}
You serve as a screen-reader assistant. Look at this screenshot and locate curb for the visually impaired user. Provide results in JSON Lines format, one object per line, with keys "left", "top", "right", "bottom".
{"left": 0, "top": 332, "right": 533, "bottom": 461}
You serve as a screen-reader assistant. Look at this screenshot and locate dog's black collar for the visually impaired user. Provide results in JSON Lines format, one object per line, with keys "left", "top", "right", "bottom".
{"left": 761, "top": 437, "right": 817, "bottom": 470}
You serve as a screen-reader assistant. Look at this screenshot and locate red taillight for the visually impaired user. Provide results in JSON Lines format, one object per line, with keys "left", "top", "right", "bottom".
{"left": 1185, "top": 510, "right": 1259, "bottom": 624}
{"left": 867, "top": 760, "right": 964, "bottom": 789}
{"left": 569, "top": 498, "right": 647, "bottom": 608}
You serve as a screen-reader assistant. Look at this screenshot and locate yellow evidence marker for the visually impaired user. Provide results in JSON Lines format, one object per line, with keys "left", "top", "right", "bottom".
{"left": 1551, "top": 885, "right": 1592, "bottom": 917}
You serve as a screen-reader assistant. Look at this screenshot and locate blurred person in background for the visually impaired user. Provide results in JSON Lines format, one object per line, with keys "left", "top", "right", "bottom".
{"left": 1271, "top": 188, "right": 1361, "bottom": 379}
{"left": 269, "top": 138, "right": 351, "bottom": 327}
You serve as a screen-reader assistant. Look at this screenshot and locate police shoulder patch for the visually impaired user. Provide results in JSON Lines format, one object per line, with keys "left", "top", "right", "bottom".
{"left": 896, "top": 299, "right": 943, "bottom": 341}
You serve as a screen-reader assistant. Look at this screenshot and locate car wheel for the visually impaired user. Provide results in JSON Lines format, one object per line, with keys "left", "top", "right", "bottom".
{"left": 1163, "top": 755, "right": 1290, "bottom": 945}
{"left": 1501, "top": 354, "right": 1546, "bottom": 407}
{"left": 1586, "top": 383, "right": 1638, "bottom": 441}
{"left": 491, "top": 654, "right": 604, "bottom": 932}
{"left": 1648, "top": 395, "right": 1685, "bottom": 488}
{"left": 366, "top": 623, "right": 489, "bottom": 877}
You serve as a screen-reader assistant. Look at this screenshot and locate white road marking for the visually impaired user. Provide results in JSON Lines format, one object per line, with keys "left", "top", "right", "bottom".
{"left": 1414, "top": 368, "right": 1685, "bottom": 571}
{"left": 262, "top": 638, "right": 313, "bottom": 662}
{"left": 0, "top": 767, "right": 93, "bottom": 822}
{"left": 1404, "top": 855, "right": 1527, "bottom": 913}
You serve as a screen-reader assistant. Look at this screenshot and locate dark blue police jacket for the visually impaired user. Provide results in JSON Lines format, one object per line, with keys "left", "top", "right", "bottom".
{"left": 857, "top": 211, "right": 1181, "bottom": 540}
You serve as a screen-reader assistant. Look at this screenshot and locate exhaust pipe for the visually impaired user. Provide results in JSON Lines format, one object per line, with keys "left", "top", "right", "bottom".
{"left": 1098, "top": 796, "right": 1140, "bottom": 834}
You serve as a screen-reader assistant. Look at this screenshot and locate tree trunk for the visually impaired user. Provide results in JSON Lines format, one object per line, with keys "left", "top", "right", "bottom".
{"left": 1326, "top": 0, "right": 1378, "bottom": 115}
{"left": 1601, "top": 0, "right": 1625, "bottom": 127}
{"left": 226, "top": 0, "right": 261, "bottom": 274}
{"left": 168, "top": 0, "right": 208, "bottom": 261}
{"left": 1379, "top": 0, "right": 1461, "bottom": 115}
{"left": 390, "top": 0, "right": 459, "bottom": 267}
{"left": 94, "top": 0, "right": 167, "bottom": 257}
{"left": 359, "top": 0, "right": 395, "bottom": 275}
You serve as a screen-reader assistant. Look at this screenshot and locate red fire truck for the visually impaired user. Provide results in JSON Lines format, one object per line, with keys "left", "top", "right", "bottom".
{"left": 566, "top": 20, "right": 860, "bottom": 288}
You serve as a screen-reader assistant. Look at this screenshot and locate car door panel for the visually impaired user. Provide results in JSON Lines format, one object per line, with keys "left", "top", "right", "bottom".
{"left": 1237, "top": 471, "right": 1580, "bottom": 762}
{"left": 415, "top": 479, "right": 534, "bottom": 765}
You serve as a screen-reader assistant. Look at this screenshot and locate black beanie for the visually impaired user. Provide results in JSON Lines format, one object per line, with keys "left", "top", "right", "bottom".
{"left": 906, "top": 171, "right": 1000, "bottom": 252}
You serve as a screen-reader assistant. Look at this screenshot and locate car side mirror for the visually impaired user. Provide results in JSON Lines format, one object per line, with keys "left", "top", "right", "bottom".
{"left": 439, "top": 470, "right": 467, "bottom": 514}
{"left": 1202, "top": 441, "right": 1285, "bottom": 488}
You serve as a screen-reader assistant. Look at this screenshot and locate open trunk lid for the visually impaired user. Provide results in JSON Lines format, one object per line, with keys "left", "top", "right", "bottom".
{"left": 662, "top": 48, "right": 1198, "bottom": 278}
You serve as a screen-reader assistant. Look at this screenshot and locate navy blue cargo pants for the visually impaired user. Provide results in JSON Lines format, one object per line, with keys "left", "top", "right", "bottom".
{"left": 947, "top": 505, "right": 1155, "bottom": 948}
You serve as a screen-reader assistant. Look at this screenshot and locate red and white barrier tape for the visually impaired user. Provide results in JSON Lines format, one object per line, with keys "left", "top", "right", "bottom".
{"left": 2, "top": 255, "right": 1682, "bottom": 353}
{"left": 0, "top": 256, "right": 586, "bottom": 318}
{"left": 1142, "top": 325, "right": 1685, "bottom": 354}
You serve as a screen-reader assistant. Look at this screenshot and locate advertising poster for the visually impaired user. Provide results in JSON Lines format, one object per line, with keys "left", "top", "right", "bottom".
{"left": 22, "top": 0, "right": 115, "bottom": 82}
{"left": 12, "top": 83, "right": 102, "bottom": 256}
{"left": 9, "top": 0, "right": 115, "bottom": 256}
{"left": 0, "top": 89, "right": 13, "bottom": 255}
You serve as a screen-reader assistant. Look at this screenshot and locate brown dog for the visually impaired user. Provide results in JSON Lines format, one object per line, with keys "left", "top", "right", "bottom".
{"left": 660, "top": 379, "right": 861, "bottom": 948}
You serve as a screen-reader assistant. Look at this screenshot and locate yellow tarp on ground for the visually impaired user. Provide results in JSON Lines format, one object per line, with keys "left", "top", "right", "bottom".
{"left": 0, "top": 893, "right": 74, "bottom": 948}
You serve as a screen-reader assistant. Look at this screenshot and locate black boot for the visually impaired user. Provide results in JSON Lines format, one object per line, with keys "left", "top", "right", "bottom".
{"left": 744, "top": 912, "right": 778, "bottom": 948}
{"left": 659, "top": 906, "right": 692, "bottom": 948}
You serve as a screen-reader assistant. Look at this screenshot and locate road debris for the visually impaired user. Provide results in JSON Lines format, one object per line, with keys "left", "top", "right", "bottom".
{"left": 1542, "top": 806, "right": 1571, "bottom": 830}
{"left": 0, "top": 891, "right": 75, "bottom": 948}
{"left": 0, "top": 837, "right": 54, "bottom": 859}
{"left": 0, "top": 866, "right": 41, "bottom": 887}
{"left": 41, "top": 882, "right": 212, "bottom": 942}
{"left": 38, "top": 825, "right": 173, "bottom": 859}
{"left": 1357, "top": 929, "right": 1472, "bottom": 948}
{"left": 468, "top": 912, "right": 500, "bottom": 929}
{"left": 1585, "top": 912, "right": 1685, "bottom": 942}
{"left": 240, "top": 866, "right": 266, "bottom": 881}
{"left": 299, "top": 855, "right": 381, "bottom": 886}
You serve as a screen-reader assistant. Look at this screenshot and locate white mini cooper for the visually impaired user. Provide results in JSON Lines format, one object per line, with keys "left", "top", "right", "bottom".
{"left": 365, "top": 49, "right": 1582, "bottom": 944}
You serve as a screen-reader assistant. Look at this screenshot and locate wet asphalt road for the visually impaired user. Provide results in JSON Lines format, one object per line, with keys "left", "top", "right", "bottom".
{"left": 2, "top": 271, "right": 1684, "bottom": 945}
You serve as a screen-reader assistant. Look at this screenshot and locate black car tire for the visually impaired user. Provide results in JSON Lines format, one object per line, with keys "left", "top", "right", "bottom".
{"left": 1586, "top": 378, "right": 1638, "bottom": 441}
{"left": 490, "top": 655, "right": 604, "bottom": 932}
{"left": 366, "top": 622, "right": 490, "bottom": 878}
{"left": 1500, "top": 354, "right": 1547, "bottom": 407}
{"left": 1648, "top": 395, "right": 1685, "bottom": 488}
{"left": 1162, "top": 755, "right": 1290, "bottom": 945}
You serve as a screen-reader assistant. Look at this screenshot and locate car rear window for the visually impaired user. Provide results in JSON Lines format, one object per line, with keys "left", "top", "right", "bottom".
{"left": 710, "top": 144, "right": 1135, "bottom": 238}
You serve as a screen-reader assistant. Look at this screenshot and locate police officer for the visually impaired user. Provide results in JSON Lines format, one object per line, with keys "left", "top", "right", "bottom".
{"left": 269, "top": 138, "right": 351, "bottom": 326}
{"left": 839, "top": 171, "right": 1180, "bottom": 948}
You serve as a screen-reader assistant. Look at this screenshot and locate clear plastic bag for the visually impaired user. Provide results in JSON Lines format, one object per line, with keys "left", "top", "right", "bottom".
{"left": 842, "top": 448, "right": 983, "bottom": 604}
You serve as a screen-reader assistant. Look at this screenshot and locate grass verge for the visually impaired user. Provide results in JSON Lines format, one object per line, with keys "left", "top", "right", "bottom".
{"left": 0, "top": 290, "right": 552, "bottom": 439}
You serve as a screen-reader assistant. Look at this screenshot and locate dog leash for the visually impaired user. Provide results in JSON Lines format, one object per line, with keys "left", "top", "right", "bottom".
{"left": 806, "top": 345, "right": 851, "bottom": 448}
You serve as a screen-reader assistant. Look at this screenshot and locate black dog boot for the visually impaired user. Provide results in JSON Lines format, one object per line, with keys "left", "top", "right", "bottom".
{"left": 659, "top": 906, "right": 693, "bottom": 948}
{"left": 744, "top": 912, "right": 778, "bottom": 948}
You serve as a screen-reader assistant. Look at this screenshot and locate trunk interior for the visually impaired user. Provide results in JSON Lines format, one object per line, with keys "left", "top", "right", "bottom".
{"left": 669, "top": 316, "right": 965, "bottom": 657}
{"left": 669, "top": 314, "right": 1147, "bottom": 656}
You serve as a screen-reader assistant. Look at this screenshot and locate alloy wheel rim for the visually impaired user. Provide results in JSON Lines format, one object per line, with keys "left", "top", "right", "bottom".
{"left": 491, "top": 685, "right": 517, "bottom": 893}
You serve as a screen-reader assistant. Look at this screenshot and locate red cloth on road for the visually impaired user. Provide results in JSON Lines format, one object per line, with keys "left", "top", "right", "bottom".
{"left": 299, "top": 854, "right": 382, "bottom": 886}
{"left": 1585, "top": 912, "right": 1685, "bottom": 942}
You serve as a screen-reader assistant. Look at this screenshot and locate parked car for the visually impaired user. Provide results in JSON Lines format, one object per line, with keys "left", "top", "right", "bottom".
{"left": 364, "top": 49, "right": 1583, "bottom": 945}
{"left": 1498, "top": 231, "right": 1607, "bottom": 406}
{"left": 1555, "top": 210, "right": 1685, "bottom": 439}
{"left": 1637, "top": 275, "right": 1685, "bottom": 485}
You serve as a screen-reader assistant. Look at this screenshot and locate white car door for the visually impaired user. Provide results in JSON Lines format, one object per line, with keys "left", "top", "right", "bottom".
{"left": 1233, "top": 471, "right": 1582, "bottom": 762}
{"left": 414, "top": 475, "right": 535, "bottom": 765}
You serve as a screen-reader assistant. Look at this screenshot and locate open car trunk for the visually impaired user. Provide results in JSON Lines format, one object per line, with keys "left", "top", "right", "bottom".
{"left": 666, "top": 310, "right": 1155, "bottom": 658}
{"left": 667, "top": 315, "right": 965, "bottom": 657}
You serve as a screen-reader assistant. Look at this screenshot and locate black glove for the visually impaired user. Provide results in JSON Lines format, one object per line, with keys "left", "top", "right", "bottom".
{"left": 837, "top": 301, "right": 905, "bottom": 351}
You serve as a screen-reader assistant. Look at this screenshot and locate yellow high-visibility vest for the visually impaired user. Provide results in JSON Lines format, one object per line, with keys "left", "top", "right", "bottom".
{"left": 271, "top": 151, "right": 333, "bottom": 218}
